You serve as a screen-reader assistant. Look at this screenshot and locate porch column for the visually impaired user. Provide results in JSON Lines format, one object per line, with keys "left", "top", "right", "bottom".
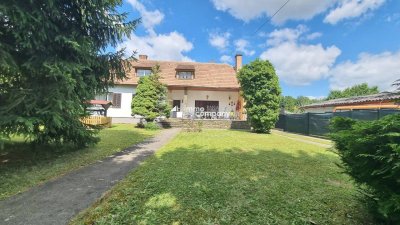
{"left": 167, "top": 89, "right": 173, "bottom": 107}
{"left": 183, "top": 87, "right": 188, "bottom": 110}
{"left": 238, "top": 94, "right": 245, "bottom": 120}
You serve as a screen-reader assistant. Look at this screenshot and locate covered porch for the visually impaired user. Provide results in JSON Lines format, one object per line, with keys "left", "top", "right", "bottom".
{"left": 167, "top": 87, "right": 246, "bottom": 120}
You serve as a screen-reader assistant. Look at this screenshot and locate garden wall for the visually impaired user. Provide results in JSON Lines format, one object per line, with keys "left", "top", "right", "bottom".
{"left": 158, "top": 119, "right": 250, "bottom": 130}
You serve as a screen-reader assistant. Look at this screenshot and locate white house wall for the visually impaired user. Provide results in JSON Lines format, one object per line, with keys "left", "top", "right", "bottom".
{"left": 96, "top": 85, "right": 240, "bottom": 118}
{"left": 95, "top": 85, "right": 136, "bottom": 118}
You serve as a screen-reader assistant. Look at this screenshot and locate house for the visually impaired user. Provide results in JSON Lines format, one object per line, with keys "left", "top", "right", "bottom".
{"left": 96, "top": 54, "right": 245, "bottom": 123}
{"left": 302, "top": 91, "right": 400, "bottom": 113}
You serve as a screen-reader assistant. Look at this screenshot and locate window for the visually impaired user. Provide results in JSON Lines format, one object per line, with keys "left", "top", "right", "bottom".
{"left": 177, "top": 71, "right": 194, "bottom": 79}
{"left": 136, "top": 69, "right": 152, "bottom": 77}
{"left": 107, "top": 93, "right": 122, "bottom": 108}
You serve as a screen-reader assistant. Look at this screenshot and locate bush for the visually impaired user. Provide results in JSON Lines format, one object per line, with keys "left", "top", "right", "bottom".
{"left": 143, "top": 122, "right": 160, "bottom": 130}
{"left": 237, "top": 59, "right": 281, "bottom": 133}
{"left": 330, "top": 114, "right": 400, "bottom": 223}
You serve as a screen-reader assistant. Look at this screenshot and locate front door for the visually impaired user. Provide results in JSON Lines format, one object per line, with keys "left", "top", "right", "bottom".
{"left": 173, "top": 100, "right": 181, "bottom": 111}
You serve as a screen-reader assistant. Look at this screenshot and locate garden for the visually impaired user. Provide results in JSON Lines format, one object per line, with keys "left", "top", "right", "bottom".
{"left": 70, "top": 129, "right": 375, "bottom": 225}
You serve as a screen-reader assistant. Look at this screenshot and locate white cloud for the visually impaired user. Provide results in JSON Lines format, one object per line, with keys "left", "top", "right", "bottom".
{"left": 220, "top": 55, "right": 233, "bottom": 64}
{"left": 120, "top": 1, "right": 193, "bottom": 62}
{"left": 329, "top": 51, "right": 400, "bottom": 91}
{"left": 211, "top": 0, "right": 337, "bottom": 24}
{"left": 126, "top": 0, "right": 164, "bottom": 34}
{"left": 324, "top": 0, "right": 386, "bottom": 25}
{"left": 307, "top": 95, "right": 326, "bottom": 100}
{"left": 306, "top": 32, "right": 323, "bottom": 40}
{"left": 118, "top": 32, "right": 194, "bottom": 62}
{"left": 267, "top": 25, "right": 307, "bottom": 46}
{"left": 209, "top": 32, "right": 231, "bottom": 51}
{"left": 234, "top": 39, "right": 255, "bottom": 56}
{"left": 260, "top": 26, "right": 341, "bottom": 86}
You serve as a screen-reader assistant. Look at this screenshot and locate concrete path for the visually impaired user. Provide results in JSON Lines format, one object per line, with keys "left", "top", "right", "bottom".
{"left": 0, "top": 128, "right": 181, "bottom": 225}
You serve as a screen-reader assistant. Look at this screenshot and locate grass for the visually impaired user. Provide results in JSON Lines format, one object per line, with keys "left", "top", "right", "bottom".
{"left": 271, "top": 130, "right": 332, "bottom": 145}
{"left": 71, "top": 129, "right": 376, "bottom": 225}
{"left": 0, "top": 124, "right": 158, "bottom": 200}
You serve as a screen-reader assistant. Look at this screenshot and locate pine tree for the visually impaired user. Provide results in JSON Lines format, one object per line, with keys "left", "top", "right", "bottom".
{"left": 0, "top": 0, "right": 139, "bottom": 146}
{"left": 132, "top": 65, "right": 170, "bottom": 121}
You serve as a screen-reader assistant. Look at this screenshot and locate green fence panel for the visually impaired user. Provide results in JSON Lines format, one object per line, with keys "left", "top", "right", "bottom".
{"left": 275, "top": 114, "right": 286, "bottom": 129}
{"left": 352, "top": 110, "right": 379, "bottom": 121}
{"left": 275, "top": 109, "right": 399, "bottom": 137}
{"left": 285, "top": 114, "right": 308, "bottom": 134}
{"left": 309, "top": 113, "right": 333, "bottom": 136}
{"left": 333, "top": 111, "right": 352, "bottom": 118}
{"left": 379, "top": 109, "right": 400, "bottom": 118}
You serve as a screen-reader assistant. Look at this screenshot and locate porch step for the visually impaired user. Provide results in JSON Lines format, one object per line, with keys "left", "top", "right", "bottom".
{"left": 157, "top": 119, "right": 183, "bottom": 128}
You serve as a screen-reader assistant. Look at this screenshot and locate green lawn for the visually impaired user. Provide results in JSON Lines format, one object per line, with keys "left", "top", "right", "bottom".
{"left": 71, "top": 130, "right": 376, "bottom": 225}
{"left": 271, "top": 130, "right": 332, "bottom": 145}
{"left": 0, "top": 124, "right": 158, "bottom": 200}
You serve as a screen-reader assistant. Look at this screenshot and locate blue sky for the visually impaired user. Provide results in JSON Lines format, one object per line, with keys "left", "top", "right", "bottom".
{"left": 116, "top": 0, "right": 400, "bottom": 97}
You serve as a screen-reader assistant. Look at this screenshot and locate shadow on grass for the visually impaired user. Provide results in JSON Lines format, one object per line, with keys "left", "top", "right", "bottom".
{"left": 0, "top": 128, "right": 154, "bottom": 200}
{"left": 76, "top": 144, "right": 378, "bottom": 225}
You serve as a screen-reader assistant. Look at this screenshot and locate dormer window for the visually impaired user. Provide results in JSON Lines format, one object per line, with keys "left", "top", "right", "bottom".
{"left": 177, "top": 71, "right": 194, "bottom": 79}
{"left": 136, "top": 68, "right": 152, "bottom": 77}
{"left": 176, "top": 64, "right": 195, "bottom": 80}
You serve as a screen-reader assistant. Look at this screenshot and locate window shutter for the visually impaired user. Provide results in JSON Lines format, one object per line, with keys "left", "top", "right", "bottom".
{"left": 112, "top": 93, "right": 122, "bottom": 108}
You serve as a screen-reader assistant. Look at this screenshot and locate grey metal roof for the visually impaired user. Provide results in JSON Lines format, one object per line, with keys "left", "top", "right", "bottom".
{"left": 303, "top": 91, "right": 400, "bottom": 108}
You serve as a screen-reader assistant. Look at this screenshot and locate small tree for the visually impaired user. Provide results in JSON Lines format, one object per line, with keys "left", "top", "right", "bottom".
{"left": 393, "top": 79, "right": 400, "bottom": 90}
{"left": 237, "top": 59, "right": 281, "bottom": 133}
{"left": 131, "top": 65, "right": 170, "bottom": 121}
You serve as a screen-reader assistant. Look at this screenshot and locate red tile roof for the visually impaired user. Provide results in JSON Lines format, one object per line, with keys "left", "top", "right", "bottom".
{"left": 116, "top": 59, "right": 240, "bottom": 90}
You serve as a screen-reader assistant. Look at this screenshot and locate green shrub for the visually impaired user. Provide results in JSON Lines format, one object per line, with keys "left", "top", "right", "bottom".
{"left": 143, "top": 122, "right": 160, "bottom": 130}
{"left": 330, "top": 114, "right": 400, "bottom": 223}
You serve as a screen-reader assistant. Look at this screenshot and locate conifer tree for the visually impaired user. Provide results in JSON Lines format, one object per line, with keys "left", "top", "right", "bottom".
{"left": 0, "top": 0, "right": 139, "bottom": 145}
{"left": 132, "top": 65, "right": 170, "bottom": 121}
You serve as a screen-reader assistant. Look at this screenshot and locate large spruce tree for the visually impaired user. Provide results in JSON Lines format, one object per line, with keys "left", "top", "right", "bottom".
{"left": 238, "top": 59, "right": 281, "bottom": 133}
{"left": 0, "top": 1, "right": 139, "bottom": 145}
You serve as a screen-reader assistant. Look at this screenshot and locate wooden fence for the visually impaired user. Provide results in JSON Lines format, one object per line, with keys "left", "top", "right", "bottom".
{"left": 81, "top": 116, "right": 112, "bottom": 128}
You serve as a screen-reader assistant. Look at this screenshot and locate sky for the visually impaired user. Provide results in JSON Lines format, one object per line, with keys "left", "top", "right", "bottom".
{"left": 115, "top": 0, "right": 400, "bottom": 98}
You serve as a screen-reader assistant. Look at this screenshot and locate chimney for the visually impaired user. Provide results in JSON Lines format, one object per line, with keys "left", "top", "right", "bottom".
{"left": 139, "top": 54, "right": 148, "bottom": 60}
{"left": 235, "top": 54, "right": 242, "bottom": 72}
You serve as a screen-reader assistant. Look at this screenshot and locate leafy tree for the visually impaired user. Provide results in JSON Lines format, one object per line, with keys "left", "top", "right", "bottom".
{"left": 280, "top": 96, "right": 298, "bottom": 112}
{"left": 0, "top": 1, "right": 138, "bottom": 146}
{"left": 393, "top": 79, "right": 400, "bottom": 90}
{"left": 238, "top": 59, "right": 281, "bottom": 133}
{"left": 131, "top": 65, "right": 170, "bottom": 121}
{"left": 326, "top": 83, "right": 379, "bottom": 100}
{"left": 280, "top": 96, "right": 321, "bottom": 113}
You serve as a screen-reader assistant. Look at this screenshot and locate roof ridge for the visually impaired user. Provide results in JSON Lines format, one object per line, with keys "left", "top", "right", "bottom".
{"left": 132, "top": 59, "right": 233, "bottom": 66}
{"left": 303, "top": 91, "right": 400, "bottom": 108}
